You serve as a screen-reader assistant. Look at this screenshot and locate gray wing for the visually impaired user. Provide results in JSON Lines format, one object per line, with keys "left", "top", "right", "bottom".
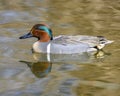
{"left": 52, "top": 35, "right": 100, "bottom": 47}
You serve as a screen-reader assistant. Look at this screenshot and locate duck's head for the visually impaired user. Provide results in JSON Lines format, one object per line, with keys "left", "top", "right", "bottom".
{"left": 19, "top": 24, "right": 53, "bottom": 42}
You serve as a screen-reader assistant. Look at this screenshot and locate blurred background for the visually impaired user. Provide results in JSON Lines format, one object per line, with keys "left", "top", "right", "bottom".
{"left": 0, "top": 0, "right": 120, "bottom": 96}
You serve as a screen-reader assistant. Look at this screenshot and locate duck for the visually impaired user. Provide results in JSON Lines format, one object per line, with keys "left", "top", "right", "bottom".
{"left": 19, "top": 24, "right": 113, "bottom": 54}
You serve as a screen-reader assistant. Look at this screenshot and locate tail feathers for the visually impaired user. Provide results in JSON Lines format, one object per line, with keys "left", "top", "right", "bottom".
{"left": 97, "top": 36, "right": 114, "bottom": 45}
{"left": 105, "top": 40, "right": 114, "bottom": 44}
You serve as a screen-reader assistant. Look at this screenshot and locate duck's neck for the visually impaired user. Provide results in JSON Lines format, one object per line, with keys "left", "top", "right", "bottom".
{"left": 39, "top": 32, "right": 51, "bottom": 42}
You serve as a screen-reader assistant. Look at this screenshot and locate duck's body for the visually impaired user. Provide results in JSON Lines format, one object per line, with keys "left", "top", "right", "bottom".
{"left": 33, "top": 35, "right": 107, "bottom": 54}
{"left": 33, "top": 36, "right": 90, "bottom": 54}
{"left": 19, "top": 24, "right": 113, "bottom": 54}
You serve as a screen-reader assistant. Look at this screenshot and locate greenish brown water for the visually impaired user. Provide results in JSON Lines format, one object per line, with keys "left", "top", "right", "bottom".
{"left": 0, "top": 0, "right": 120, "bottom": 96}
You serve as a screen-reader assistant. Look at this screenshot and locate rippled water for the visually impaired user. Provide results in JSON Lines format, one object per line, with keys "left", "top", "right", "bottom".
{"left": 0, "top": 0, "right": 120, "bottom": 96}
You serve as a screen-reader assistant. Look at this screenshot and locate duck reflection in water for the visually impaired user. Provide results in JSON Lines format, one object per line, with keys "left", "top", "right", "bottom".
{"left": 20, "top": 60, "right": 52, "bottom": 78}
{"left": 32, "top": 50, "right": 110, "bottom": 63}
{"left": 20, "top": 49, "right": 111, "bottom": 78}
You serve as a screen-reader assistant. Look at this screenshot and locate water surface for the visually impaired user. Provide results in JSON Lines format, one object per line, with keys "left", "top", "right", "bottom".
{"left": 0, "top": 0, "right": 120, "bottom": 96}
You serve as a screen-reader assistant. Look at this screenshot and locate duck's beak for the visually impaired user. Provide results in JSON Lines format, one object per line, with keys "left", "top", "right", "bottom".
{"left": 19, "top": 32, "right": 33, "bottom": 39}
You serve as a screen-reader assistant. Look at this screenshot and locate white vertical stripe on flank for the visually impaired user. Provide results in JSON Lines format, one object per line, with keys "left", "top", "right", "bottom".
{"left": 47, "top": 43, "right": 51, "bottom": 62}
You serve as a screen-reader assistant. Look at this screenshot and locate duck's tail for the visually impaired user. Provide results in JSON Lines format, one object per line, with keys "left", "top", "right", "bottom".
{"left": 94, "top": 36, "right": 114, "bottom": 50}
{"left": 97, "top": 36, "right": 114, "bottom": 45}
{"left": 104, "top": 40, "right": 114, "bottom": 44}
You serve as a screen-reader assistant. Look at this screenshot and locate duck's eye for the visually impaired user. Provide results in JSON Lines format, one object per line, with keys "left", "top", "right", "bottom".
{"left": 32, "top": 30, "right": 39, "bottom": 36}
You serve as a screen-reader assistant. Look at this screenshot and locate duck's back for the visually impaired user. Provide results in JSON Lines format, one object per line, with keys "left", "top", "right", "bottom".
{"left": 52, "top": 35, "right": 100, "bottom": 46}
